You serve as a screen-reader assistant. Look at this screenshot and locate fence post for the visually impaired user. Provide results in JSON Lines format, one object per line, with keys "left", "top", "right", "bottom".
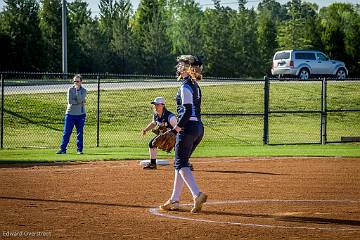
{"left": 321, "top": 77, "right": 327, "bottom": 144}
{"left": 263, "top": 76, "right": 269, "bottom": 145}
{"left": 1, "top": 74, "right": 4, "bottom": 149}
{"left": 96, "top": 75, "right": 100, "bottom": 147}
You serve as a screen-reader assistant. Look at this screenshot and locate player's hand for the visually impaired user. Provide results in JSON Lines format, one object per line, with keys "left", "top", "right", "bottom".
{"left": 141, "top": 129, "right": 147, "bottom": 136}
{"left": 174, "top": 126, "right": 181, "bottom": 133}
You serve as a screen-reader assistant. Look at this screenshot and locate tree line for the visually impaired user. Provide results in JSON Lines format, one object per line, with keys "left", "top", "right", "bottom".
{"left": 1, "top": 0, "right": 359, "bottom": 77}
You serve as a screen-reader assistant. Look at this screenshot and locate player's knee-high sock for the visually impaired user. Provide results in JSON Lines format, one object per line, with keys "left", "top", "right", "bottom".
{"left": 179, "top": 167, "right": 200, "bottom": 198}
{"left": 170, "top": 170, "right": 184, "bottom": 202}
{"left": 149, "top": 148, "right": 157, "bottom": 164}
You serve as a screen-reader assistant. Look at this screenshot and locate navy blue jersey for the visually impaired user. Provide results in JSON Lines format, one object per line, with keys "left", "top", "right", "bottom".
{"left": 153, "top": 108, "right": 175, "bottom": 129}
{"left": 176, "top": 77, "right": 202, "bottom": 123}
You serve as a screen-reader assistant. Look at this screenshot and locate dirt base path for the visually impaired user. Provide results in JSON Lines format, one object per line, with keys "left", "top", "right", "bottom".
{"left": 1, "top": 157, "right": 359, "bottom": 239}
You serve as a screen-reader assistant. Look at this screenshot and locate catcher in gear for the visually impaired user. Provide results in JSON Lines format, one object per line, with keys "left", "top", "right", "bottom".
{"left": 159, "top": 55, "right": 207, "bottom": 213}
{"left": 141, "top": 97, "right": 177, "bottom": 169}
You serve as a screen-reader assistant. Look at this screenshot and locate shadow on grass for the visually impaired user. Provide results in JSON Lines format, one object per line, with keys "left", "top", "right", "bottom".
{"left": 4, "top": 109, "right": 62, "bottom": 132}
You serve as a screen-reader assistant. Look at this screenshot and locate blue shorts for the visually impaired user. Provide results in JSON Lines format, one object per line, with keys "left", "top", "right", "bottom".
{"left": 174, "top": 121, "right": 204, "bottom": 170}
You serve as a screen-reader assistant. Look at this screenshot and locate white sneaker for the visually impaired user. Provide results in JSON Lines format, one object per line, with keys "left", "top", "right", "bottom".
{"left": 159, "top": 200, "right": 180, "bottom": 211}
{"left": 191, "top": 192, "right": 207, "bottom": 213}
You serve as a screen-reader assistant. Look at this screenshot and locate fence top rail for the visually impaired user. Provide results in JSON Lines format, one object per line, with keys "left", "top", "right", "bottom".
{"left": 268, "top": 77, "right": 360, "bottom": 81}
{"left": 0, "top": 71, "right": 176, "bottom": 78}
{"left": 2, "top": 71, "right": 360, "bottom": 80}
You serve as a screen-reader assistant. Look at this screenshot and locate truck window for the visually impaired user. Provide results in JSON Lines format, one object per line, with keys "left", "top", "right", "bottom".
{"left": 295, "top": 52, "right": 316, "bottom": 60}
{"left": 274, "top": 52, "right": 290, "bottom": 60}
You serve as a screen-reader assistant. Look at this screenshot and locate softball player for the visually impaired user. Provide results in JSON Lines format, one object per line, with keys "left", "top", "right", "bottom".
{"left": 142, "top": 97, "right": 177, "bottom": 169}
{"left": 160, "top": 55, "right": 207, "bottom": 213}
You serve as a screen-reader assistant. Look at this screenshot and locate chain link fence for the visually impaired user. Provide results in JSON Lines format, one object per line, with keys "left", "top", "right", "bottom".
{"left": 0, "top": 73, "right": 265, "bottom": 149}
{"left": 0, "top": 72, "right": 359, "bottom": 149}
{"left": 326, "top": 79, "right": 360, "bottom": 143}
{"left": 266, "top": 78, "right": 360, "bottom": 144}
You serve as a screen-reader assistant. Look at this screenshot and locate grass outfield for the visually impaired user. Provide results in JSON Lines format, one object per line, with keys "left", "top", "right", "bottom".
{"left": 0, "top": 143, "right": 359, "bottom": 163}
{"left": 1, "top": 80, "right": 359, "bottom": 150}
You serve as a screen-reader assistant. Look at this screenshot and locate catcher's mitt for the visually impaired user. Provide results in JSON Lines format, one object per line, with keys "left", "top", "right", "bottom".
{"left": 152, "top": 130, "right": 177, "bottom": 153}
{"left": 151, "top": 125, "right": 167, "bottom": 135}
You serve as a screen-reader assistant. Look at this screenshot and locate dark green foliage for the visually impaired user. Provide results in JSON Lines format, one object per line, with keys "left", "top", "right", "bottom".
{"left": 201, "top": 6, "right": 236, "bottom": 77}
{"left": 77, "top": 21, "right": 109, "bottom": 73}
{"left": 167, "top": 0, "right": 203, "bottom": 56}
{"left": 0, "top": 0, "right": 359, "bottom": 76}
{"left": 67, "top": 0, "right": 93, "bottom": 72}
{"left": 257, "top": 9, "right": 277, "bottom": 75}
{"left": 319, "top": 3, "right": 360, "bottom": 76}
{"left": 0, "top": 0, "right": 42, "bottom": 71}
{"left": 39, "top": 0, "right": 62, "bottom": 72}
{"left": 132, "top": 0, "right": 172, "bottom": 74}
{"left": 110, "top": 0, "right": 134, "bottom": 73}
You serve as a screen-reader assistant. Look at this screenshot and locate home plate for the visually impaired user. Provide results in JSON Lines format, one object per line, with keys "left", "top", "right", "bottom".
{"left": 139, "top": 159, "right": 170, "bottom": 166}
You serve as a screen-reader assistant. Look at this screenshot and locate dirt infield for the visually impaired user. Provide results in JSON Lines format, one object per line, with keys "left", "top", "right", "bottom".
{"left": 0, "top": 157, "right": 359, "bottom": 239}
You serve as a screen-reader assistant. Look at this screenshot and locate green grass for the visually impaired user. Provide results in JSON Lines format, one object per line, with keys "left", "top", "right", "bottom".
{"left": 0, "top": 143, "right": 359, "bottom": 163}
{"left": 1, "top": 80, "right": 359, "bottom": 162}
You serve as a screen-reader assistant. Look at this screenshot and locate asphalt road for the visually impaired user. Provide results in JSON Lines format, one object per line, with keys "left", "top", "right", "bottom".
{"left": 2, "top": 79, "right": 356, "bottom": 95}
{"left": 2, "top": 80, "right": 260, "bottom": 95}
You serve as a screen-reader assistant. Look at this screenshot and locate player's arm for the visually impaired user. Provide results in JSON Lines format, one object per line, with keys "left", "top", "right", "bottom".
{"left": 142, "top": 121, "right": 157, "bottom": 135}
{"left": 175, "top": 86, "right": 193, "bottom": 132}
{"left": 80, "top": 89, "right": 86, "bottom": 104}
{"left": 169, "top": 115, "right": 178, "bottom": 129}
{"left": 67, "top": 88, "right": 78, "bottom": 105}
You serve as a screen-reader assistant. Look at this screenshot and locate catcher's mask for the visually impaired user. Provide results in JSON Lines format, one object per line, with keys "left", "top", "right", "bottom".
{"left": 176, "top": 55, "right": 203, "bottom": 81}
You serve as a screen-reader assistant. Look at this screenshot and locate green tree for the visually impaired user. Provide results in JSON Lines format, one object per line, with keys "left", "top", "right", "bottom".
{"left": 77, "top": 20, "right": 109, "bottom": 73}
{"left": 229, "top": 6, "right": 260, "bottom": 77}
{"left": 257, "top": 11, "right": 276, "bottom": 75}
{"left": 132, "top": 0, "right": 172, "bottom": 74}
{"left": 0, "top": 33, "right": 12, "bottom": 70}
{"left": 343, "top": 8, "right": 360, "bottom": 76}
{"left": 0, "top": 0, "right": 42, "bottom": 71}
{"left": 258, "top": 0, "right": 287, "bottom": 22}
{"left": 277, "top": 0, "right": 314, "bottom": 49}
{"left": 167, "top": 0, "right": 203, "bottom": 56}
{"left": 320, "top": 3, "right": 360, "bottom": 76}
{"left": 110, "top": 0, "right": 134, "bottom": 73}
{"left": 39, "top": 0, "right": 62, "bottom": 72}
{"left": 99, "top": 0, "right": 116, "bottom": 38}
{"left": 300, "top": 2, "right": 322, "bottom": 50}
{"left": 201, "top": 5, "right": 236, "bottom": 77}
{"left": 238, "top": 0, "right": 246, "bottom": 12}
{"left": 245, "top": 9, "right": 261, "bottom": 76}
{"left": 98, "top": 0, "right": 118, "bottom": 72}
{"left": 257, "top": 0, "right": 292, "bottom": 75}
{"left": 67, "top": 0, "right": 93, "bottom": 72}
